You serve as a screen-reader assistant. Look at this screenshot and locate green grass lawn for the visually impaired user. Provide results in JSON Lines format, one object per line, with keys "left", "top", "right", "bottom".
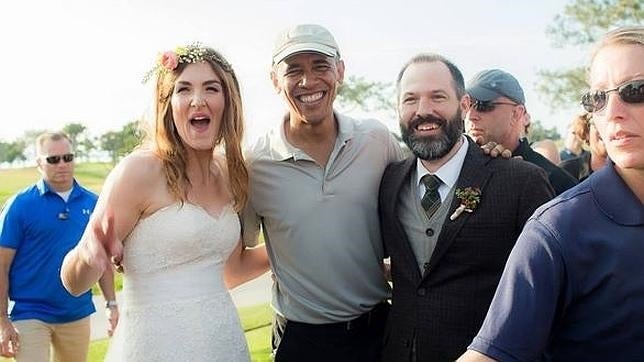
{"left": 0, "top": 162, "right": 113, "bottom": 206}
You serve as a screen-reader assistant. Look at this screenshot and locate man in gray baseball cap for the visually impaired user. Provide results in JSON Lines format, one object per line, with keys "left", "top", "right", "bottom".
{"left": 465, "top": 69, "right": 577, "bottom": 195}
{"left": 466, "top": 69, "right": 526, "bottom": 105}
{"left": 272, "top": 24, "right": 341, "bottom": 65}
{"left": 242, "top": 24, "right": 402, "bottom": 361}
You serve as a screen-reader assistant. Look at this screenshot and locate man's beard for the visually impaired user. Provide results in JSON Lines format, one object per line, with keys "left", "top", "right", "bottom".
{"left": 400, "top": 110, "right": 464, "bottom": 161}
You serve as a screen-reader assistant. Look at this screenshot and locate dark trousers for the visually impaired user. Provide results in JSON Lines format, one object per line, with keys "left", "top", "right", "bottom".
{"left": 272, "top": 302, "right": 390, "bottom": 362}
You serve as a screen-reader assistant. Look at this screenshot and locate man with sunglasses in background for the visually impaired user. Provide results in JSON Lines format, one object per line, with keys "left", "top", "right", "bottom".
{"left": 465, "top": 69, "right": 578, "bottom": 195}
{"left": 0, "top": 132, "right": 117, "bottom": 361}
{"left": 458, "top": 26, "right": 644, "bottom": 362}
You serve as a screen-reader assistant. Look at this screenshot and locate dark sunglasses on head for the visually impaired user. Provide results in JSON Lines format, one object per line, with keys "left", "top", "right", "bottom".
{"left": 469, "top": 99, "right": 518, "bottom": 113}
{"left": 581, "top": 79, "right": 644, "bottom": 113}
{"left": 45, "top": 153, "right": 74, "bottom": 164}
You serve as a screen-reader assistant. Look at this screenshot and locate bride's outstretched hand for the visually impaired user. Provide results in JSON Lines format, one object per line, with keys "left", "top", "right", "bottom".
{"left": 80, "top": 208, "right": 123, "bottom": 273}
{"left": 62, "top": 207, "right": 122, "bottom": 296}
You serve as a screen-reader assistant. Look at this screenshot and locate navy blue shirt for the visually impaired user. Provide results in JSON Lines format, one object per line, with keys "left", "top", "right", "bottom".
{"left": 513, "top": 139, "right": 578, "bottom": 196}
{"left": 468, "top": 162, "right": 644, "bottom": 361}
{"left": 0, "top": 179, "right": 98, "bottom": 323}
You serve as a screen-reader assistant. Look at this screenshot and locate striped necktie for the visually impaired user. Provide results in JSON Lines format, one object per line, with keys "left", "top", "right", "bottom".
{"left": 421, "top": 174, "right": 442, "bottom": 219}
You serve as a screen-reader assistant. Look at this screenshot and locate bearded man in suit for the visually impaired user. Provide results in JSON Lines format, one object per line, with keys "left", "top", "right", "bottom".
{"left": 378, "top": 53, "right": 554, "bottom": 362}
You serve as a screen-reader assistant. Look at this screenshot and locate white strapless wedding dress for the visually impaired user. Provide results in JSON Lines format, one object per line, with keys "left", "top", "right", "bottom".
{"left": 104, "top": 202, "right": 250, "bottom": 362}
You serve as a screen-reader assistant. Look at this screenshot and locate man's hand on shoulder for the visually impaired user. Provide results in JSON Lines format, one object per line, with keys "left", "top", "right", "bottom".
{"left": 475, "top": 138, "right": 518, "bottom": 159}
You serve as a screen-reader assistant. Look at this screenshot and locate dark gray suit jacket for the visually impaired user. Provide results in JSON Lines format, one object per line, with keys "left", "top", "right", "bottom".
{"left": 379, "top": 137, "right": 554, "bottom": 362}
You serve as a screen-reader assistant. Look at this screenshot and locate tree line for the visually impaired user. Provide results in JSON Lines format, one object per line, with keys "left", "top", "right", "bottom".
{"left": 0, "top": 79, "right": 562, "bottom": 168}
{"left": 0, "top": 121, "right": 143, "bottom": 166}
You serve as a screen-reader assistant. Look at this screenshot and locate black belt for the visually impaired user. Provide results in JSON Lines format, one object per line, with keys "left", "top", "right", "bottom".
{"left": 285, "top": 302, "right": 389, "bottom": 331}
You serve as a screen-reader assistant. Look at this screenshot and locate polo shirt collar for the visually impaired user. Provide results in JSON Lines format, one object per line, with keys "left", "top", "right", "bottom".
{"left": 591, "top": 160, "right": 644, "bottom": 226}
{"left": 37, "top": 178, "right": 79, "bottom": 198}
{"left": 335, "top": 112, "right": 356, "bottom": 144}
{"left": 267, "top": 111, "right": 355, "bottom": 161}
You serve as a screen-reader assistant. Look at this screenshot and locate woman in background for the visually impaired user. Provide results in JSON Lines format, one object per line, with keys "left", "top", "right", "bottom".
{"left": 559, "top": 112, "right": 608, "bottom": 181}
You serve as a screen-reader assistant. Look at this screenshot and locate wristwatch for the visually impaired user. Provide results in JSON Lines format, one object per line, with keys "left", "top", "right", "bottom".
{"left": 105, "top": 300, "right": 118, "bottom": 309}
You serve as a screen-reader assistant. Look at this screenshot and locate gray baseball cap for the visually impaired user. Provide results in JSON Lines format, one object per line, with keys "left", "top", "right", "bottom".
{"left": 466, "top": 69, "right": 525, "bottom": 104}
{"left": 272, "top": 24, "right": 340, "bottom": 65}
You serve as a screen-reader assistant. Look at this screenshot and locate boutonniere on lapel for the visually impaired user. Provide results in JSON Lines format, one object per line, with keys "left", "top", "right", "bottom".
{"left": 450, "top": 187, "right": 481, "bottom": 221}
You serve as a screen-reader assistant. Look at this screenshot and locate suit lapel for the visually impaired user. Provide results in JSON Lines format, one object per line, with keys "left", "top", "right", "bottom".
{"left": 423, "top": 138, "right": 493, "bottom": 279}
{"left": 385, "top": 156, "right": 424, "bottom": 280}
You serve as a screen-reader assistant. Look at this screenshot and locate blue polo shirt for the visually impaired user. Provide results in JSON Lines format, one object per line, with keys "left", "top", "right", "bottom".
{"left": 468, "top": 162, "right": 644, "bottom": 361}
{"left": 0, "top": 179, "right": 98, "bottom": 323}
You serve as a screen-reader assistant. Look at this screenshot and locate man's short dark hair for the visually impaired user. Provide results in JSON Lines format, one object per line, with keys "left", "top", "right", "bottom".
{"left": 36, "top": 132, "right": 73, "bottom": 156}
{"left": 396, "top": 53, "right": 465, "bottom": 99}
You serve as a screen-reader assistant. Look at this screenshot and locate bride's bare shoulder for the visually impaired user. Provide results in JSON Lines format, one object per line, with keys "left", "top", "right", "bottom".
{"left": 113, "top": 150, "right": 164, "bottom": 181}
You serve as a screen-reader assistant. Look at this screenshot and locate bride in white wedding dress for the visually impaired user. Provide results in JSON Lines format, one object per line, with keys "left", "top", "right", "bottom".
{"left": 103, "top": 201, "right": 250, "bottom": 361}
{"left": 60, "top": 44, "right": 269, "bottom": 362}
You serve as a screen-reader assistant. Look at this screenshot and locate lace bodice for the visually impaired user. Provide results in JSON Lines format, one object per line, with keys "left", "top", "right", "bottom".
{"left": 104, "top": 202, "right": 250, "bottom": 362}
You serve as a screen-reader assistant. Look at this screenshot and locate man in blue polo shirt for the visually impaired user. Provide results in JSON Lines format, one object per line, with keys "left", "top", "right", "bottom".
{"left": 0, "top": 132, "right": 118, "bottom": 361}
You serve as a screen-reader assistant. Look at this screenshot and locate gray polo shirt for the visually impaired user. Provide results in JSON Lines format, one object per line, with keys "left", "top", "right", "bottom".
{"left": 242, "top": 113, "right": 402, "bottom": 324}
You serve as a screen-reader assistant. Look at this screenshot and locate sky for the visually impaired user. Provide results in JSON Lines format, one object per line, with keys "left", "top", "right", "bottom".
{"left": 1, "top": 0, "right": 589, "bottom": 145}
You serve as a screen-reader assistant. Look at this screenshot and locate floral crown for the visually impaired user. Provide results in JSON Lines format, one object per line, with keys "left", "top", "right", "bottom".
{"left": 142, "top": 42, "right": 234, "bottom": 83}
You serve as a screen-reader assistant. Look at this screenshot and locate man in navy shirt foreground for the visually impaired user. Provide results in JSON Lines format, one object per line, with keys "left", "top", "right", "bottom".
{"left": 458, "top": 25, "right": 644, "bottom": 362}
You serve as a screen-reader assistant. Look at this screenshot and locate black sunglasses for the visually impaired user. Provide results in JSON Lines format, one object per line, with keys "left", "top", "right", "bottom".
{"left": 45, "top": 153, "right": 75, "bottom": 164}
{"left": 581, "top": 79, "right": 644, "bottom": 113}
{"left": 470, "top": 99, "right": 518, "bottom": 113}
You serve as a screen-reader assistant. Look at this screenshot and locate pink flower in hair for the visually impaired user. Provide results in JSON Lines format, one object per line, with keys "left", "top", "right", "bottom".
{"left": 142, "top": 43, "right": 232, "bottom": 83}
{"left": 160, "top": 51, "right": 179, "bottom": 71}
